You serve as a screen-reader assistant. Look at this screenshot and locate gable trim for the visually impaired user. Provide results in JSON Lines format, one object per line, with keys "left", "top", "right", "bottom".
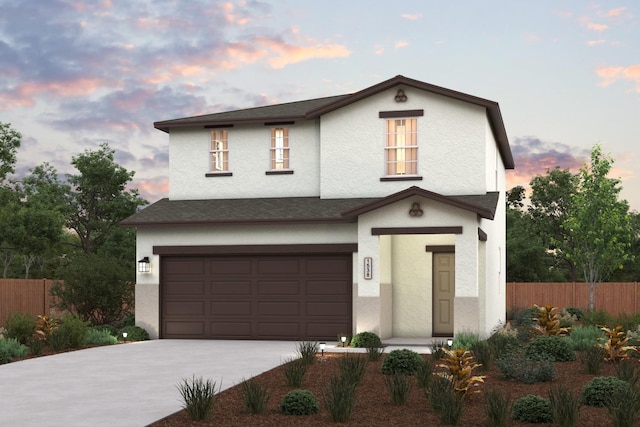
{"left": 371, "top": 226, "right": 463, "bottom": 236}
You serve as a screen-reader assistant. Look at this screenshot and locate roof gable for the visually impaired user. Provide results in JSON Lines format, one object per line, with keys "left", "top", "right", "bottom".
{"left": 154, "top": 75, "right": 513, "bottom": 169}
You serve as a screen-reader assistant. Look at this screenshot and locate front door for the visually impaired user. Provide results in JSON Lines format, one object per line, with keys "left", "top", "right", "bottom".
{"left": 433, "top": 253, "right": 455, "bottom": 336}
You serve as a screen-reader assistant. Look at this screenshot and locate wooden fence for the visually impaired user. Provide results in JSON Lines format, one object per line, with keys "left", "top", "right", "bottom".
{"left": 507, "top": 282, "right": 640, "bottom": 316}
{"left": 0, "top": 279, "right": 60, "bottom": 327}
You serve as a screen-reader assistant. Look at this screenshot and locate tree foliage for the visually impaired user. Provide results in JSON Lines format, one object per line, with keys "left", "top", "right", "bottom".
{"left": 0, "top": 122, "right": 21, "bottom": 183}
{"left": 562, "top": 144, "right": 634, "bottom": 310}
{"left": 50, "top": 253, "right": 134, "bottom": 325}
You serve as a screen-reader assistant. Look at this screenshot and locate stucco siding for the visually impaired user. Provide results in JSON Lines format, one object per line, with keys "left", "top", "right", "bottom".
{"left": 168, "top": 121, "right": 321, "bottom": 200}
{"left": 320, "top": 85, "right": 488, "bottom": 198}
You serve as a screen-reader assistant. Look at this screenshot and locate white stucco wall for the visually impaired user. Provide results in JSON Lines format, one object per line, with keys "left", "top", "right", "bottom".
{"left": 319, "top": 85, "right": 488, "bottom": 198}
{"left": 168, "top": 121, "right": 321, "bottom": 200}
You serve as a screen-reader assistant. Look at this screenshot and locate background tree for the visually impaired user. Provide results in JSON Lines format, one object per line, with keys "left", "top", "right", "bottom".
{"left": 562, "top": 145, "right": 634, "bottom": 310}
{"left": 529, "top": 167, "right": 578, "bottom": 281}
{"left": 0, "top": 122, "right": 21, "bottom": 183}
{"left": 65, "top": 143, "right": 147, "bottom": 256}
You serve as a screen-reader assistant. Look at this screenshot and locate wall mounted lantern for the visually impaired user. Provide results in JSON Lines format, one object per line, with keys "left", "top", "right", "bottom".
{"left": 138, "top": 257, "right": 150, "bottom": 273}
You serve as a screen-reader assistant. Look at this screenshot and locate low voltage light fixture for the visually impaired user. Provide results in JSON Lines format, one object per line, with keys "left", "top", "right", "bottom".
{"left": 340, "top": 335, "right": 347, "bottom": 347}
{"left": 447, "top": 338, "right": 453, "bottom": 348}
{"left": 138, "top": 257, "right": 150, "bottom": 273}
{"left": 319, "top": 342, "right": 326, "bottom": 358}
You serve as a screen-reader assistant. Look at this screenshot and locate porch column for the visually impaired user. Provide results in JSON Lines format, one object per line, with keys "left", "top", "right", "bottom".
{"left": 454, "top": 230, "right": 480, "bottom": 335}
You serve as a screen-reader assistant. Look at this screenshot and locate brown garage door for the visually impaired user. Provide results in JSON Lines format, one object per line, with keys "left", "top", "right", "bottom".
{"left": 161, "top": 254, "right": 352, "bottom": 340}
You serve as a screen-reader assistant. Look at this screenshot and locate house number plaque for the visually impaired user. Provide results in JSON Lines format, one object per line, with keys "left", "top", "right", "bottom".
{"left": 364, "top": 257, "right": 373, "bottom": 280}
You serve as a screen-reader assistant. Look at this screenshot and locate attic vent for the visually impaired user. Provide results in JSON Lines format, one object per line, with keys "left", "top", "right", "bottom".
{"left": 395, "top": 89, "right": 407, "bottom": 102}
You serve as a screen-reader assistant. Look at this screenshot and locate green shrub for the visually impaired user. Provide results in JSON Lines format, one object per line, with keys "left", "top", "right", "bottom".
{"left": 484, "top": 388, "right": 510, "bottom": 427}
{"left": 350, "top": 331, "right": 381, "bottom": 348}
{"left": 525, "top": 335, "right": 576, "bottom": 362}
{"left": 487, "top": 331, "right": 523, "bottom": 357}
{"left": 568, "top": 325, "right": 605, "bottom": 351}
{"left": 3, "top": 312, "right": 36, "bottom": 345}
{"left": 26, "top": 335, "right": 45, "bottom": 356}
{"left": 366, "top": 345, "right": 383, "bottom": 361}
{"left": 85, "top": 328, "right": 118, "bottom": 345}
{"left": 565, "top": 307, "right": 584, "bottom": 321}
{"left": 322, "top": 375, "right": 356, "bottom": 422}
{"left": 549, "top": 384, "right": 581, "bottom": 427}
{"left": 385, "top": 374, "right": 411, "bottom": 405}
{"left": 580, "top": 345, "right": 606, "bottom": 375}
{"left": 581, "top": 377, "right": 632, "bottom": 407}
{"left": 94, "top": 324, "right": 118, "bottom": 337}
{"left": 49, "top": 328, "right": 70, "bottom": 351}
{"left": 415, "top": 358, "right": 434, "bottom": 389}
{"left": 381, "top": 349, "right": 423, "bottom": 375}
{"left": 511, "top": 395, "right": 553, "bottom": 423}
{"left": 177, "top": 376, "right": 219, "bottom": 420}
{"left": 240, "top": 377, "right": 269, "bottom": 414}
{"left": 280, "top": 389, "right": 319, "bottom": 416}
{"left": 510, "top": 306, "right": 537, "bottom": 327}
{"left": 583, "top": 309, "right": 614, "bottom": 327}
{"left": 452, "top": 331, "right": 479, "bottom": 350}
{"left": 282, "top": 357, "right": 307, "bottom": 387}
{"left": 57, "top": 315, "right": 87, "bottom": 349}
{"left": 615, "top": 312, "right": 640, "bottom": 335}
{"left": 615, "top": 359, "right": 640, "bottom": 388}
{"left": 471, "top": 340, "right": 493, "bottom": 371}
{"left": 119, "top": 325, "right": 149, "bottom": 341}
{"left": 296, "top": 341, "right": 318, "bottom": 365}
{"left": 0, "top": 347, "right": 11, "bottom": 364}
{"left": 0, "top": 337, "right": 29, "bottom": 358}
{"left": 427, "top": 375, "right": 463, "bottom": 425}
{"left": 338, "top": 353, "right": 367, "bottom": 386}
{"left": 496, "top": 354, "right": 556, "bottom": 384}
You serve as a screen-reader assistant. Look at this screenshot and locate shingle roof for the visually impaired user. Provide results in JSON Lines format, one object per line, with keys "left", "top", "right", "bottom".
{"left": 121, "top": 190, "right": 500, "bottom": 227}
{"left": 154, "top": 75, "right": 514, "bottom": 169}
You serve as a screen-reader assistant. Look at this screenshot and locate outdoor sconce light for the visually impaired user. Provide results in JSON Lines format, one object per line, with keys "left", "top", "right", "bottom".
{"left": 319, "top": 342, "right": 326, "bottom": 358}
{"left": 447, "top": 338, "right": 453, "bottom": 348}
{"left": 341, "top": 335, "right": 347, "bottom": 347}
{"left": 138, "top": 257, "right": 150, "bottom": 273}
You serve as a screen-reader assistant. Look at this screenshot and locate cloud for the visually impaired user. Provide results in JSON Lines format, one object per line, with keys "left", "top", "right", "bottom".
{"left": 400, "top": 13, "right": 422, "bottom": 20}
{"left": 596, "top": 65, "right": 640, "bottom": 92}
{"left": 607, "top": 7, "right": 627, "bottom": 18}
{"left": 506, "top": 137, "right": 589, "bottom": 189}
{"left": 586, "top": 39, "right": 606, "bottom": 46}
{"left": 587, "top": 22, "right": 608, "bottom": 32}
{"left": 257, "top": 35, "right": 351, "bottom": 69}
{"left": 395, "top": 41, "right": 409, "bottom": 49}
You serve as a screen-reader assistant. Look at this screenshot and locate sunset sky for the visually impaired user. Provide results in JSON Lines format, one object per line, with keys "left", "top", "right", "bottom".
{"left": 1, "top": 1, "right": 639, "bottom": 210}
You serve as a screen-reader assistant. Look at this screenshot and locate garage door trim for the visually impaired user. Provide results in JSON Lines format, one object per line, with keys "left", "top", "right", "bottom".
{"left": 154, "top": 243, "right": 358, "bottom": 255}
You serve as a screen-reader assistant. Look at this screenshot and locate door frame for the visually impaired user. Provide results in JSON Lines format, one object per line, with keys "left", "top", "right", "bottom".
{"left": 427, "top": 245, "right": 455, "bottom": 337}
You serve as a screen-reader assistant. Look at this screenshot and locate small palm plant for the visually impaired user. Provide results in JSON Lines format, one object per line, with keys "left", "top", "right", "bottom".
{"left": 600, "top": 325, "right": 636, "bottom": 362}
{"left": 533, "top": 304, "right": 571, "bottom": 336}
{"left": 437, "top": 348, "right": 485, "bottom": 397}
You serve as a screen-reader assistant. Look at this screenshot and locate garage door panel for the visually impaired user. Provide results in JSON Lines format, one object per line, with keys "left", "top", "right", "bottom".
{"left": 211, "top": 281, "right": 252, "bottom": 295}
{"left": 210, "top": 260, "right": 252, "bottom": 274}
{"left": 165, "top": 281, "right": 205, "bottom": 295}
{"left": 306, "top": 258, "right": 350, "bottom": 274}
{"left": 165, "top": 260, "right": 205, "bottom": 275}
{"left": 257, "top": 259, "right": 300, "bottom": 274}
{"left": 258, "top": 301, "right": 299, "bottom": 316}
{"left": 258, "top": 281, "right": 298, "bottom": 295}
{"left": 211, "top": 301, "right": 252, "bottom": 315}
{"left": 165, "top": 321, "right": 205, "bottom": 336}
{"left": 162, "top": 254, "right": 352, "bottom": 340}
{"left": 165, "top": 301, "right": 205, "bottom": 315}
{"left": 306, "top": 301, "right": 350, "bottom": 316}
{"left": 210, "top": 322, "right": 252, "bottom": 337}
{"left": 306, "top": 280, "right": 351, "bottom": 295}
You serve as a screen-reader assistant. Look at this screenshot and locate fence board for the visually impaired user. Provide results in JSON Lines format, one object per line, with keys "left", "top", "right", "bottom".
{"left": 507, "top": 282, "right": 640, "bottom": 316}
{"left": 0, "top": 279, "right": 58, "bottom": 326}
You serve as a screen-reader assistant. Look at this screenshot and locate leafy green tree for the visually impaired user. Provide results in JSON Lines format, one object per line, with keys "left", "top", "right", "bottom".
{"left": 0, "top": 122, "right": 21, "bottom": 183}
{"left": 65, "top": 143, "right": 147, "bottom": 256}
{"left": 562, "top": 145, "right": 634, "bottom": 310}
{"left": 50, "top": 253, "right": 134, "bottom": 325}
{"left": 529, "top": 167, "right": 579, "bottom": 281}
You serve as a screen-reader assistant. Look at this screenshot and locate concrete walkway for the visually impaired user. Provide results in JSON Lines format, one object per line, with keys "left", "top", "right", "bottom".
{"left": 0, "top": 340, "right": 298, "bottom": 427}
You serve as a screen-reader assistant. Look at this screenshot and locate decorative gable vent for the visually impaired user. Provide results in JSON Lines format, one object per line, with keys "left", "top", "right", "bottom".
{"left": 395, "top": 89, "right": 407, "bottom": 102}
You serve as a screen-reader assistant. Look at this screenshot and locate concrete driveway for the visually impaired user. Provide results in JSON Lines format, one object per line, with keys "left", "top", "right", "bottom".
{"left": 0, "top": 340, "right": 297, "bottom": 427}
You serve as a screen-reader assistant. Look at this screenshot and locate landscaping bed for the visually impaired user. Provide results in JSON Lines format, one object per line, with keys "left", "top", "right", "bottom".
{"left": 151, "top": 350, "right": 623, "bottom": 426}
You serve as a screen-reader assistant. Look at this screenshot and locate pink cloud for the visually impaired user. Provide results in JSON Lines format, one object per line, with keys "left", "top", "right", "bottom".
{"left": 596, "top": 65, "right": 640, "bottom": 92}
{"left": 254, "top": 36, "right": 350, "bottom": 69}
{"left": 395, "top": 41, "right": 409, "bottom": 49}
{"left": 607, "top": 7, "right": 627, "bottom": 18}
{"left": 587, "top": 22, "right": 608, "bottom": 31}
{"left": 587, "top": 39, "right": 606, "bottom": 46}
{"left": 0, "top": 77, "right": 111, "bottom": 110}
{"left": 130, "top": 176, "right": 169, "bottom": 202}
{"left": 400, "top": 13, "right": 422, "bottom": 20}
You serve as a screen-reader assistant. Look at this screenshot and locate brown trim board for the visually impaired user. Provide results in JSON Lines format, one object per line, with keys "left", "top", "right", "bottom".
{"left": 379, "top": 109, "right": 424, "bottom": 118}
{"left": 153, "top": 243, "right": 358, "bottom": 256}
{"left": 426, "top": 245, "right": 455, "bottom": 253}
{"left": 478, "top": 228, "right": 487, "bottom": 242}
{"left": 371, "top": 226, "right": 462, "bottom": 235}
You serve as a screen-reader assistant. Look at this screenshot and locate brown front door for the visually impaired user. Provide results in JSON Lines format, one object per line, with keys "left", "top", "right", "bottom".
{"left": 433, "top": 252, "right": 455, "bottom": 336}
{"left": 161, "top": 254, "right": 352, "bottom": 340}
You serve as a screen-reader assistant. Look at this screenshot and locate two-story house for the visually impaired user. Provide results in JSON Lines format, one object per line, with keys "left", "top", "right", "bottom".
{"left": 122, "top": 75, "right": 514, "bottom": 341}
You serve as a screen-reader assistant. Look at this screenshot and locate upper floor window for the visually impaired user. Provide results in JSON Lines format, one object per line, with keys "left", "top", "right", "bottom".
{"left": 210, "top": 130, "right": 229, "bottom": 172}
{"left": 385, "top": 118, "right": 417, "bottom": 176}
{"left": 270, "top": 127, "right": 289, "bottom": 170}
